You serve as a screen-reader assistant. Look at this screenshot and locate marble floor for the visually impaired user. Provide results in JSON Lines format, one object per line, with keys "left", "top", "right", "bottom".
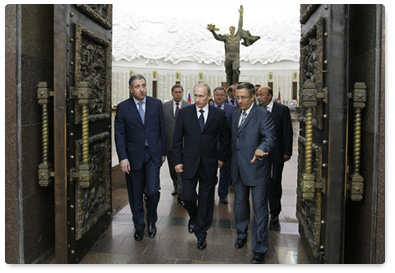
{"left": 78, "top": 121, "right": 309, "bottom": 264}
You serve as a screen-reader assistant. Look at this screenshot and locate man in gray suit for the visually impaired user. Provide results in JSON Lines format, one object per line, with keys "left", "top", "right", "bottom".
{"left": 231, "top": 82, "right": 276, "bottom": 263}
{"left": 163, "top": 84, "right": 191, "bottom": 202}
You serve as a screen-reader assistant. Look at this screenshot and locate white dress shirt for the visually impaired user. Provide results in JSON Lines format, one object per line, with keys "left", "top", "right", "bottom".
{"left": 133, "top": 97, "right": 146, "bottom": 112}
{"left": 196, "top": 103, "right": 209, "bottom": 123}
{"left": 265, "top": 100, "right": 274, "bottom": 113}
{"left": 238, "top": 102, "right": 254, "bottom": 127}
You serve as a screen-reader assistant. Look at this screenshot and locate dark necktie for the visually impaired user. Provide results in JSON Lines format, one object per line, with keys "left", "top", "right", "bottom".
{"left": 175, "top": 102, "right": 180, "bottom": 120}
{"left": 199, "top": 109, "right": 205, "bottom": 131}
{"left": 230, "top": 99, "right": 235, "bottom": 105}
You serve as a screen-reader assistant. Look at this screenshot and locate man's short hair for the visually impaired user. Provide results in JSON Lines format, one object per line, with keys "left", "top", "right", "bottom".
{"left": 171, "top": 84, "right": 184, "bottom": 93}
{"left": 236, "top": 82, "right": 255, "bottom": 96}
{"left": 214, "top": 86, "right": 226, "bottom": 94}
{"left": 194, "top": 83, "right": 211, "bottom": 95}
{"left": 129, "top": 74, "right": 146, "bottom": 87}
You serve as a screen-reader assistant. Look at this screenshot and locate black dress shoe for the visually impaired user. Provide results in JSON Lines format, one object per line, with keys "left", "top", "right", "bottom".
{"left": 270, "top": 215, "right": 279, "bottom": 225}
{"left": 188, "top": 219, "right": 195, "bottom": 233}
{"left": 148, "top": 222, "right": 156, "bottom": 238}
{"left": 235, "top": 238, "right": 247, "bottom": 249}
{"left": 197, "top": 238, "right": 207, "bottom": 250}
{"left": 134, "top": 229, "right": 144, "bottom": 241}
{"left": 252, "top": 252, "right": 265, "bottom": 264}
{"left": 220, "top": 197, "right": 228, "bottom": 204}
{"left": 171, "top": 188, "right": 178, "bottom": 196}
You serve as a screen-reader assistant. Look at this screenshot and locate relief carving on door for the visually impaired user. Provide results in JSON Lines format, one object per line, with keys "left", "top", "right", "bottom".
{"left": 73, "top": 23, "right": 112, "bottom": 240}
{"left": 297, "top": 136, "right": 323, "bottom": 257}
{"left": 75, "top": 133, "right": 111, "bottom": 240}
{"left": 74, "top": 24, "right": 111, "bottom": 124}
{"left": 299, "top": 18, "right": 325, "bottom": 129}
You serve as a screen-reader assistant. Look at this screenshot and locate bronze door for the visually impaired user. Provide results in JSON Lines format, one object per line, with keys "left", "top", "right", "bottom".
{"left": 53, "top": 4, "right": 112, "bottom": 263}
{"left": 297, "top": 4, "right": 350, "bottom": 263}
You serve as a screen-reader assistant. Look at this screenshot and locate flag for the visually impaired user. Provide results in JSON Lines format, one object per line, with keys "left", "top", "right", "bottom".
{"left": 187, "top": 92, "right": 191, "bottom": 102}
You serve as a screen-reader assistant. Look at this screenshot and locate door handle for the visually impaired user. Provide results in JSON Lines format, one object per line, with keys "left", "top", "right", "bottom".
{"left": 301, "top": 82, "right": 317, "bottom": 199}
{"left": 37, "top": 82, "right": 54, "bottom": 186}
{"left": 72, "top": 81, "right": 91, "bottom": 188}
{"left": 300, "top": 82, "right": 328, "bottom": 199}
{"left": 348, "top": 82, "right": 366, "bottom": 201}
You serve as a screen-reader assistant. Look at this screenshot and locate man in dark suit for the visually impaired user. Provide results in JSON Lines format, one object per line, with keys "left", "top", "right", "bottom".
{"left": 213, "top": 86, "right": 236, "bottom": 204}
{"left": 115, "top": 74, "right": 167, "bottom": 241}
{"left": 173, "top": 83, "right": 230, "bottom": 250}
{"left": 231, "top": 82, "right": 276, "bottom": 263}
{"left": 257, "top": 86, "right": 293, "bottom": 225}
{"left": 163, "top": 84, "right": 191, "bottom": 202}
{"left": 225, "top": 85, "right": 239, "bottom": 107}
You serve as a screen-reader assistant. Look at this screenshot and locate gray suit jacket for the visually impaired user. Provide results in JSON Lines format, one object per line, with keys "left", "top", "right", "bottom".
{"left": 163, "top": 99, "right": 191, "bottom": 151}
{"left": 231, "top": 104, "right": 276, "bottom": 186}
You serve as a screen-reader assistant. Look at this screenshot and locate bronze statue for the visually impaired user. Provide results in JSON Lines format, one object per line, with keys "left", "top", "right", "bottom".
{"left": 207, "top": 5, "right": 260, "bottom": 87}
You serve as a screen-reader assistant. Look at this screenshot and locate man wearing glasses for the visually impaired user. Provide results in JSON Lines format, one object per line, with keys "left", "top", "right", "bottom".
{"left": 231, "top": 82, "right": 276, "bottom": 263}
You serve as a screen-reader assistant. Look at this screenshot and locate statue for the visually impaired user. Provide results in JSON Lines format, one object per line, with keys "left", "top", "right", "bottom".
{"left": 207, "top": 5, "right": 260, "bottom": 87}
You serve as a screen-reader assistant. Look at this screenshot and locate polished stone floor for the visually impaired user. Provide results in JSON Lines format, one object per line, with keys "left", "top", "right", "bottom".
{"left": 79, "top": 121, "right": 309, "bottom": 264}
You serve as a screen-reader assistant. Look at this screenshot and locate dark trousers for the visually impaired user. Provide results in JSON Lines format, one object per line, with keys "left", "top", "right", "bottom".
{"left": 234, "top": 173, "right": 269, "bottom": 254}
{"left": 217, "top": 159, "right": 231, "bottom": 198}
{"left": 268, "top": 162, "right": 285, "bottom": 218}
{"left": 182, "top": 161, "right": 216, "bottom": 240}
{"left": 167, "top": 150, "right": 183, "bottom": 195}
{"left": 125, "top": 147, "right": 160, "bottom": 231}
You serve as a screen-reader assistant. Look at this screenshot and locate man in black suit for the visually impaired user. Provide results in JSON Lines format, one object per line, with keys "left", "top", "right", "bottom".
{"left": 231, "top": 82, "right": 276, "bottom": 263}
{"left": 173, "top": 83, "right": 230, "bottom": 250}
{"left": 257, "top": 86, "right": 293, "bottom": 225}
{"left": 115, "top": 74, "right": 167, "bottom": 241}
{"left": 213, "top": 86, "right": 236, "bottom": 204}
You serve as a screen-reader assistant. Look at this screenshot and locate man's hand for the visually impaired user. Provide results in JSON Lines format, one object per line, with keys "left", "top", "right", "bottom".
{"left": 284, "top": 155, "right": 291, "bottom": 162}
{"left": 120, "top": 159, "right": 131, "bottom": 174}
{"left": 251, "top": 148, "right": 268, "bottom": 163}
{"left": 162, "top": 155, "right": 166, "bottom": 164}
{"left": 218, "top": 160, "right": 224, "bottom": 168}
{"left": 175, "top": 164, "right": 183, "bottom": 173}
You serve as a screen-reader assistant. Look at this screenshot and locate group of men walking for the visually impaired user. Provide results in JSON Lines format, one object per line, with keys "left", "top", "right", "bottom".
{"left": 114, "top": 74, "right": 293, "bottom": 264}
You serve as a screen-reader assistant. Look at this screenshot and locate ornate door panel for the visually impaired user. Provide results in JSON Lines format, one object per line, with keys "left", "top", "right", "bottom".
{"left": 53, "top": 4, "right": 112, "bottom": 263}
{"left": 297, "top": 4, "right": 349, "bottom": 263}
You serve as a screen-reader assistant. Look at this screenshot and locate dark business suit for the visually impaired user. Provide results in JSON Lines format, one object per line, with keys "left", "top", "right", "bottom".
{"left": 173, "top": 104, "right": 230, "bottom": 239}
{"left": 163, "top": 99, "right": 191, "bottom": 194}
{"left": 266, "top": 102, "right": 293, "bottom": 218}
{"left": 231, "top": 104, "right": 276, "bottom": 254}
{"left": 225, "top": 96, "right": 238, "bottom": 107}
{"left": 115, "top": 96, "right": 167, "bottom": 231}
{"left": 215, "top": 103, "right": 237, "bottom": 199}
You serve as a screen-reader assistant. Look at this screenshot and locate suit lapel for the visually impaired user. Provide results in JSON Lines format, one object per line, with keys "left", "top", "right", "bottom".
{"left": 238, "top": 105, "right": 256, "bottom": 132}
{"left": 128, "top": 98, "right": 144, "bottom": 127}
{"left": 203, "top": 105, "right": 215, "bottom": 132}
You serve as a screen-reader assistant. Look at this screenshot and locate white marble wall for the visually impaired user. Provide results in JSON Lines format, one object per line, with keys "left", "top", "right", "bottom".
{"left": 111, "top": 62, "right": 299, "bottom": 107}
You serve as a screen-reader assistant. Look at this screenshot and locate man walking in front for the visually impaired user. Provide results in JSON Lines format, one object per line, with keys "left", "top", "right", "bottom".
{"left": 173, "top": 83, "right": 230, "bottom": 250}
{"left": 231, "top": 82, "right": 276, "bottom": 263}
{"left": 115, "top": 74, "right": 167, "bottom": 241}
